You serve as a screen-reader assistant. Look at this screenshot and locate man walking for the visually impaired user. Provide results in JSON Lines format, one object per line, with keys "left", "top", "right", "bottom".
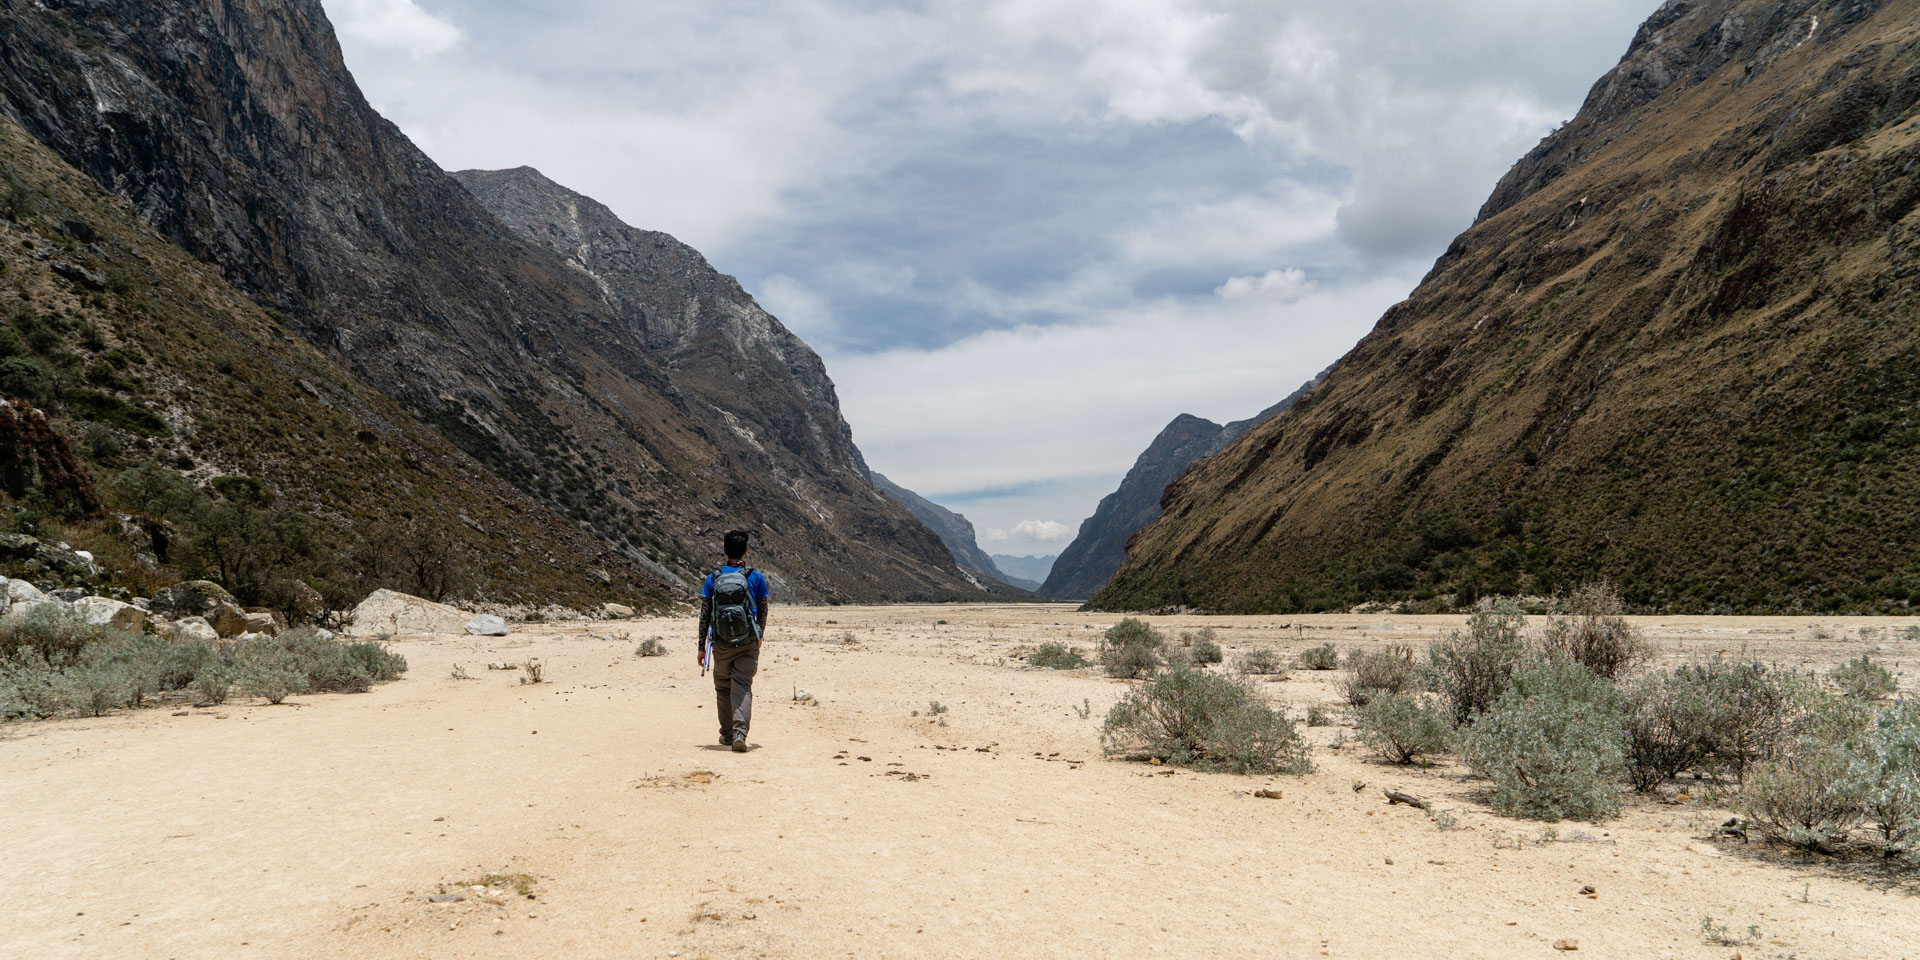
{"left": 698, "top": 529, "right": 770, "bottom": 752}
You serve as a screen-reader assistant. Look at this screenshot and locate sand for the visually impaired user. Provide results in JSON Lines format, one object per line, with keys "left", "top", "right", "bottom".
{"left": 3, "top": 605, "right": 1916, "bottom": 959}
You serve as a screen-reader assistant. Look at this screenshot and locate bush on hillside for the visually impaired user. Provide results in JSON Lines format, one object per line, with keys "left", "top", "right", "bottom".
{"left": 1295, "top": 643, "right": 1339, "bottom": 670}
{"left": 1344, "top": 643, "right": 1416, "bottom": 706}
{"left": 1539, "top": 582, "right": 1646, "bottom": 679}
{"left": 1099, "top": 618, "right": 1164, "bottom": 679}
{"left": 1428, "top": 597, "right": 1531, "bottom": 726}
{"left": 1460, "top": 659, "right": 1626, "bottom": 821}
{"left": 1357, "top": 693, "right": 1453, "bottom": 764}
{"left": 1102, "top": 664, "right": 1311, "bottom": 775}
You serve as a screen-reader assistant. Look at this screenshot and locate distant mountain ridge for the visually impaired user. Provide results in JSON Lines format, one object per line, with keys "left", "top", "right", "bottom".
{"left": 0, "top": 0, "right": 980, "bottom": 603}
{"left": 1097, "top": 0, "right": 1920, "bottom": 614}
{"left": 1042, "top": 372, "right": 1325, "bottom": 600}
{"left": 868, "top": 472, "right": 1032, "bottom": 594}
{"left": 991, "top": 555, "right": 1055, "bottom": 587}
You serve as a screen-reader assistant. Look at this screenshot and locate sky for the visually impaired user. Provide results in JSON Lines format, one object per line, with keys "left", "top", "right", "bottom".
{"left": 323, "top": 0, "right": 1657, "bottom": 558}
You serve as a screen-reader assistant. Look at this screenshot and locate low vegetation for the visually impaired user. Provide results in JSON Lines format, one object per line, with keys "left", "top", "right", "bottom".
{"left": 1185, "top": 628, "right": 1224, "bottom": 665}
{"left": 1098, "top": 618, "right": 1163, "bottom": 679}
{"left": 1459, "top": 660, "right": 1627, "bottom": 821}
{"left": 0, "top": 610, "right": 406, "bottom": 719}
{"left": 1343, "top": 643, "right": 1416, "bottom": 706}
{"left": 1357, "top": 693, "right": 1452, "bottom": 765}
{"left": 1236, "top": 647, "right": 1286, "bottom": 676}
{"left": 1029, "top": 642, "right": 1088, "bottom": 670}
{"left": 635, "top": 637, "right": 667, "bottom": 657}
{"left": 1427, "top": 597, "right": 1529, "bottom": 725}
{"left": 1294, "top": 643, "right": 1338, "bottom": 670}
{"left": 1102, "top": 664, "right": 1311, "bottom": 775}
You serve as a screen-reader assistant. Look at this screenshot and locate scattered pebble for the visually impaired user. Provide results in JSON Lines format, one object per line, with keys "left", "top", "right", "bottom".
{"left": 1552, "top": 939, "right": 1579, "bottom": 951}
{"left": 428, "top": 894, "right": 465, "bottom": 903}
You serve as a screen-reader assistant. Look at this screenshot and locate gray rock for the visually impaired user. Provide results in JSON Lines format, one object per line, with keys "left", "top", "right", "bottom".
{"left": 601, "top": 602, "right": 634, "bottom": 618}
{"left": 130, "top": 597, "right": 151, "bottom": 611}
{"left": 464, "top": 614, "right": 509, "bottom": 637}
{"left": 0, "top": 533, "right": 38, "bottom": 560}
{"left": 52, "top": 588, "right": 87, "bottom": 602}
{"left": 165, "top": 617, "right": 219, "bottom": 643}
{"left": 6, "top": 580, "right": 46, "bottom": 604}
{"left": 242, "top": 611, "right": 279, "bottom": 635}
{"left": 51, "top": 260, "right": 106, "bottom": 289}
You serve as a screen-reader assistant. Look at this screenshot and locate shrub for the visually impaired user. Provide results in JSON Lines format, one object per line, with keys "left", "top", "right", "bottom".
{"left": 1678, "top": 659, "right": 1813, "bottom": 783}
{"left": 1187, "top": 628, "right": 1224, "bottom": 665}
{"left": 1539, "top": 582, "right": 1646, "bottom": 679}
{"left": 280, "top": 627, "right": 370, "bottom": 693}
{"left": 635, "top": 637, "right": 668, "bottom": 657}
{"left": 0, "top": 651, "right": 62, "bottom": 718}
{"left": 1844, "top": 701, "right": 1920, "bottom": 856}
{"left": 1237, "top": 647, "right": 1286, "bottom": 676}
{"left": 1099, "top": 618, "right": 1164, "bottom": 679}
{"left": 1358, "top": 693, "right": 1453, "bottom": 764}
{"left": 1743, "top": 750, "right": 1864, "bottom": 853}
{"left": 0, "top": 602, "right": 114, "bottom": 661}
{"left": 1344, "top": 643, "right": 1416, "bottom": 706}
{"left": 50, "top": 653, "right": 135, "bottom": 717}
{"left": 1029, "top": 642, "right": 1088, "bottom": 670}
{"left": 236, "top": 637, "right": 307, "bottom": 704}
{"left": 191, "top": 661, "right": 235, "bottom": 705}
{"left": 344, "top": 642, "right": 407, "bottom": 682}
{"left": 1621, "top": 668, "right": 1720, "bottom": 792}
{"left": 1459, "top": 660, "right": 1626, "bottom": 821}
{"left": 1305, "top": 704, "right": 1333, "bottom": 727}
{"left": 1101, "top": 664, "right": 1311, "bottom": 775}
{"left": 1295, "top": 643, "right": 1338, "bottom": 670}
{"left": 1829, "top": 654, "right": 1898, "bottom": 702}
{"left": 1428, "top": 597, "right": 1531, "bottom": 726}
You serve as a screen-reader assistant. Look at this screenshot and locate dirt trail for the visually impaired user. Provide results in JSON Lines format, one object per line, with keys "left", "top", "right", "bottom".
{"left": 3, "top": 605, "right": 1916, "bottom": 959}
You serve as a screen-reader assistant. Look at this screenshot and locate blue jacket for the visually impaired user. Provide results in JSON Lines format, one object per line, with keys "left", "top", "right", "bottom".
{"left": 699, "top": 565, "right": 769, "bottom": 640}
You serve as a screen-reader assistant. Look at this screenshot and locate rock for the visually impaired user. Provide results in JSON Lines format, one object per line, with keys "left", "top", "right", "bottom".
{"left": 288, "top": 579, "right": 326, "bottom": 622}
{"left": 428, "top": 894, "right": 465, "bottom": 903}
{"left": 310, "top": 627, "right": 337, "bottom": 642}
{"left": 207, "top": 603, "right": 249, "bottom": 638}
{"left": 163, "top": 617, "right": 220, "bottom": 643}
{"left": 52, "top": 587, "right": 87, "bottom": 602}
{"left": 242, "top": 611, "right": 279, "bottom": 635}
{"left": 32, "top": 541, "right": 94, "bottom": 575}
{"left": 464, "top": 614, "right": 509, "bottom": 637}
{"left": 345, "top": 589, "right": 471, "bottom": 637}
{"left": 60, "top": 218, "right": 96, "bottom": 243}
{"left": 1552, "top": 940, "right": 1579, "bottom": 952}
{"left": 72, "top": 597, "right": 147, "bottom": 633}
{"left": 51, "top": 260, "right": 107, "bottom": 289}
{"left": 601, "top": 602, "right": 634, "bottom": 619}
{"left": 1254, "top": 789, "right": 1284, "bottom": 800}
{"left": 130, "top": 597, "right": 150, "bottom": 611}
{"left": 0, "top": 533, "right": 38, "bottom": 559}
{"left": 2, "top": 599, "right": 67, "bottom": 625}
{"left": 235, "top": 631, "right": 272, "bottom": 643}
{"left": 149, "top": 580, "right": 240, "bottom": 620}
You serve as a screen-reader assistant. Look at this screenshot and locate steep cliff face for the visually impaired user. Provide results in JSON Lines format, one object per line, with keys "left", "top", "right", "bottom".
{"left": 0, "top": 0, "right": 976, "bottom": 602}
{"left": 867, "top": 471, "right": 1022, "bottom": 591}
{"left": 0, "top": 113, "right": 659, "bottom": 608}
{"left": 1044, "top": 374, "right": 1323, "bottom": 600}
{"left": 1099, "top": 0, "right": 1920, "bottom": 615}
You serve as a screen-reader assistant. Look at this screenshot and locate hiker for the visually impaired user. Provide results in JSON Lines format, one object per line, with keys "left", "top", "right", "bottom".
{"left": 698, "top": 529, "right": 770, "bottom": 752}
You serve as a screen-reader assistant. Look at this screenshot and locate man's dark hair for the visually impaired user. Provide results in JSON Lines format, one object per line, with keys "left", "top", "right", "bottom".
{"left": 723, "top": 529, "right": 751, "bottom": 561}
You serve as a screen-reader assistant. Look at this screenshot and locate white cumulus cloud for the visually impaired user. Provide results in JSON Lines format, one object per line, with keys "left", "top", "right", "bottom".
{"left": 333, "top": 0, "right": 460, "bottom": 58}
{"left": 983, "top": 520, "right": 1075, "bottom": 544}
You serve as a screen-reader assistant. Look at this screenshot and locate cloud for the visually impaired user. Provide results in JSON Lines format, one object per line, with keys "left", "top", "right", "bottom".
{"left": 983, "top": 520, "right": 1075, "bottom": 544}
{"left": 332, "top": 0, "right": 460, "bottom": 58}
{"left": 324, "top": 0, "right": 1658, "bottom": 552}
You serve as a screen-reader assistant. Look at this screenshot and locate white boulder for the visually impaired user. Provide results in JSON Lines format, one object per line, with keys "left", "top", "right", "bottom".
{"left": 165, "top": 617, "right": 220, "bottom": 643}
{"left": 73, "top": 597, "right": 148, "bottom": 633}
{"left": 345, "top": 589, "right": 471, "bottom": 637}
{"left": 601, "top": 602, "right": 634, "bottom": 619}
{"left": 464, "top": 614, "right": 509, "bottom": 637}
{"left": 7, "top": 579, "right": 45, "bottom": 604}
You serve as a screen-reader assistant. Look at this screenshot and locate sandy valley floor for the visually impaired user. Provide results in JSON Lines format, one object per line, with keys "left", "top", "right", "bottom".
{"left": 3, "top": 605, "right": 1918, "bottom": 959}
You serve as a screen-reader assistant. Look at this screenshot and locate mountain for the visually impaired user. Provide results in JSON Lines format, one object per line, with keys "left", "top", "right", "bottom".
{"left": 868, "top": 471, "right": 1029, "bottom": 593}
{"left": 1043, "top": 373, "right": 1324, "bottom": 600}
{"left": 0, "top": 0, "right": 978, "bottom": 603}
{"left": 1096, "top": 0, "right": 1920, "bottom": 615}
{"left": 990, "top": 554, "right": 1056, "bottom": 588}
{"left": 0, "top": 111, "right": 659, "bottom": 609}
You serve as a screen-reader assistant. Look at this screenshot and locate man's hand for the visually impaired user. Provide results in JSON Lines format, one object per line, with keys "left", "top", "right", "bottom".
{"left": 695, "top": 641, "right": 706, "bottom": 667}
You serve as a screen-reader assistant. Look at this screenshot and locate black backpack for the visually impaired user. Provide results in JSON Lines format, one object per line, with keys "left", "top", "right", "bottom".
{"left": 708, "top": 568, "right": 760, "bottom": 646}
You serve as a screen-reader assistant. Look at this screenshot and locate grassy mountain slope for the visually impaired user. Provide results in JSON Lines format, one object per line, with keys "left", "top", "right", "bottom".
{"left": 0, "top": 114, "right": 663, "bottom": 609}
{"left": 1098, "top": 0, "right": 1920, "bottom": 615}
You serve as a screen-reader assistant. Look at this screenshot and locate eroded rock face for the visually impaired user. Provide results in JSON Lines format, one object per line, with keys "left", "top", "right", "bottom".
{"left": 0, "top": 1, "right": 975, "bottom": 604}
{"left": 868, "top": 472, "right": 1023, "bottom": 592}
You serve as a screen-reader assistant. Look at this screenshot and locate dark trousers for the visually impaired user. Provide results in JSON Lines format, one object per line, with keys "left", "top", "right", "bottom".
{"left": 711, "top": 642, "right": 758, "bottom": 741}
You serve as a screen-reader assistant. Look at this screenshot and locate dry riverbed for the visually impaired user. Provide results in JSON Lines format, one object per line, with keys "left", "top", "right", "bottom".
{"left": 3, "top": 605, "right": 1916, "bottom": 959}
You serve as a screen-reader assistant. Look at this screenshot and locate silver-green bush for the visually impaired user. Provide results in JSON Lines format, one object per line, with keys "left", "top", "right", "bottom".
{"left": 1344, "top": 643, "right": 1416, "bottom": 706}
{"left": 1187, "top": 628, "right": 1224, "bottom": 665}
{"left": 237, "top": 637, "right": 308, "bottom": 704}
{"left": 1739, "top": 686, "right": 1871, "bottom": 852}
{"left": 1427, "top": 597, "right": 1530, "bottom": 726}
{"left": 1102, "top": 664, "right": 1311, "bottom": 775}
{"left": 1237, "top": 647, "right": 1286, "bottom": 675}
{"left": 1539, "top": 582, "right": 1646, "bottom": 679}
{"left": 635, "top": 637, "right": 668, "bottom": 657}
{"left": 1357, "top": 693, "right": 1453, "bottom": 764}
{"left": 1844, "top": 700, "right": 1920, "bottom": 857}
{"left": 1029, "top": 642, "right": 1088, "bottom": 670}
{"left": 1460, "top": 660, "right": 1626, "bottom": 821}
{"left": 1829, "top": 655, "right": 1898, "bottom": 702}
{"left": 1621, "top": 668, "right": 1721, "bottom": 792}
{"left": 1099, "top": 618, "right": 1164, "bottom": 679}
{"left": 1295, "top": 643, "right": 1339, "bottom": 670}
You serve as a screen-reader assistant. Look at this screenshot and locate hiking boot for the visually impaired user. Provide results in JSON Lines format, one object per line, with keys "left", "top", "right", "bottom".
{"left": 731, "top": 736, "right": 747, "bottom": 753}
{"left": 719, "top": 733, "right": 732, "bottom": 746}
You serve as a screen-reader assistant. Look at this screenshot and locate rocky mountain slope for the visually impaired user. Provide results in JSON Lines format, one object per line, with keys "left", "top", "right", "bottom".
{"left": 0, "top": 0, "right": 978, "bottom": 603}
{"left": 990, "top": 555, "right": 1054, "bottom": 590}
{"left": 1044, "top": 374, "right": 1323, "bottom": 599}
{"left": 0, "top": 113, "right": 656, "bottom": 610}
{"left": 1097, "top": 0, "right": 1920, "bottom": 615}
{"left": 867, "top": 471, "right": 1030, "bottom": 592}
